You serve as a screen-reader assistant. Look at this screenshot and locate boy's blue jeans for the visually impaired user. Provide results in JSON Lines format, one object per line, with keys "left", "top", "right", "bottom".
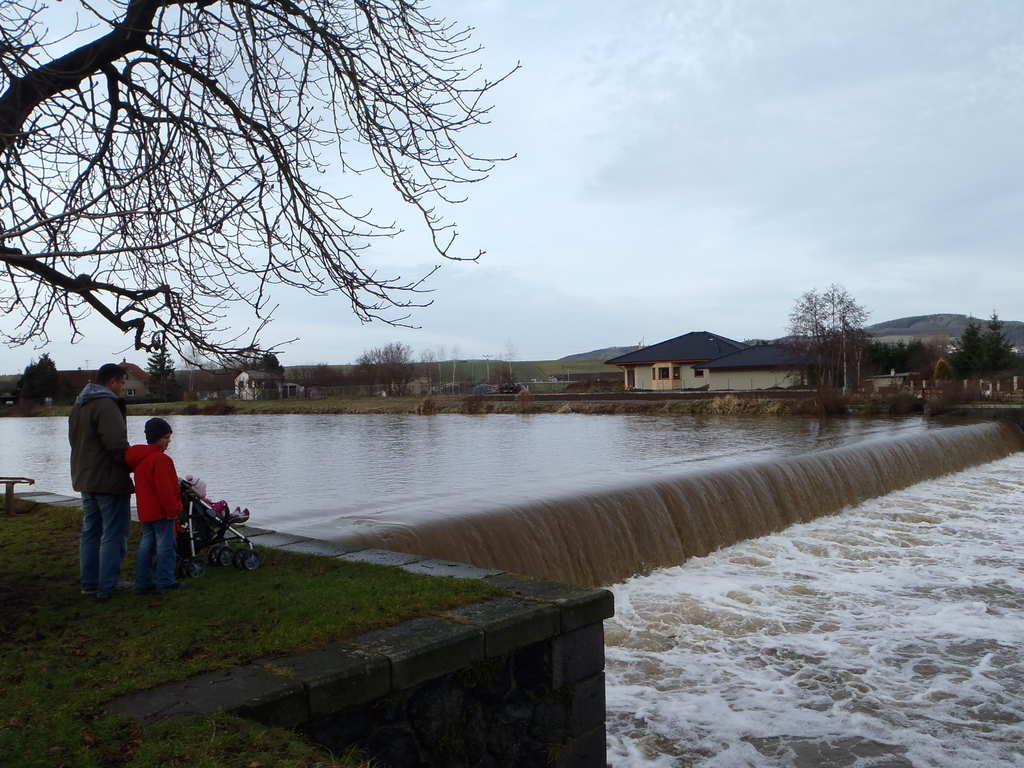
{"left": 80, "top": 493, "right": 130, "bottom": 596}
{"left": 136, "top": 519, "right": 178, "bottom": 590}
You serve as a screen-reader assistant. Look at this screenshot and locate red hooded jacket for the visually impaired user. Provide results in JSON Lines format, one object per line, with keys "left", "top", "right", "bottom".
{"left": 125, "top": 444, "right": 183, "bottom": 523}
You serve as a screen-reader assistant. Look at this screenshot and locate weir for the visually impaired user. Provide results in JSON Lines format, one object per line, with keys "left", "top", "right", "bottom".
{"left": 332, "top": 422, "right": 1024, "bottom": 587}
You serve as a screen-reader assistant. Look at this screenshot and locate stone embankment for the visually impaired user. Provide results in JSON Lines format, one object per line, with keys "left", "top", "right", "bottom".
{"left": 19, "top": 489, "right": 614, "bottom": 768}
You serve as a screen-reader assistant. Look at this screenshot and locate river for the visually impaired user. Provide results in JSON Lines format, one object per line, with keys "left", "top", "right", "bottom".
{"left": 1, "top": 413, "right": 938, "bottom": 536}
{"left": 605, "top": 453, "right": 1024, "bottom": 767}
{"left": 3, "top": 412, "right": 1020, "bottom": 765}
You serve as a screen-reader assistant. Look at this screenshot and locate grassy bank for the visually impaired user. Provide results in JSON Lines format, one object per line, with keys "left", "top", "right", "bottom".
{"left": 0, "top": 500, "right": 502, "bottom": 768}
{"left": 10, "top": 391, "right": 999, "bottom": 419}
{"left": 12, "top": 393, "right": 819, "bottom": 418}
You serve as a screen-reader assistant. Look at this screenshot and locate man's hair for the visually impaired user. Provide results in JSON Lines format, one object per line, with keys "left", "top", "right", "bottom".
{"left": 96, "top": 363, "right": 127, "bottom": 386}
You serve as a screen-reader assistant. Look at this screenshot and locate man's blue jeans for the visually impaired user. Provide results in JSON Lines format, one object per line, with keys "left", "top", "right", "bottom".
{"left": 135, "top": 519, "right": 178, "bottom": 590}
{"left": 80, "top": 493, "right": 130, "bottom": 596}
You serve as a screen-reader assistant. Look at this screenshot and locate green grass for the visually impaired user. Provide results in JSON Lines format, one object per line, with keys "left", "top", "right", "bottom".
{"left": 0, "top": 501, "right": 502, "bottom": 768}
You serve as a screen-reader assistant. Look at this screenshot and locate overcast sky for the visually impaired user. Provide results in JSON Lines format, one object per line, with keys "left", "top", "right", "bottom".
{"left": 3, "top": 0, "right": 1023, "bottom": 373}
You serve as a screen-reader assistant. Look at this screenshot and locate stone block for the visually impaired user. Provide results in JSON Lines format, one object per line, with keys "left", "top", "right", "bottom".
{"left": 444, "top": 598, "right": 560, "bottom": 658}
{"left": 551, "top": 723, "right": 607, "bottom": 768}
{"left": 340, "top": 549, "right": 425, "bottom": 567}
{"left": 567, "top": 673, "right": 605, "bottom": 738}
{"left": 552, "top": 622, "right": 605, "bottom": 686}
{"left": 260, "top": 643, "right": 390, "bottom": 717}
{"left": 401, "top": 558, "right": 504, "bottom": 579}
{"left": 483, "top": 574, "right": 614, "bottom": 632}
{"left": 242, "top": 531, "right": 308, "bottom": 549}
{"left": 106, "top": 664, "right": 308, "bottom": 728}
{"left": 278, "top": 539, "right": 350, "bottom": 558}
{"left": 234, "top": 525, "right": 275, "bottom": 536}
{"left": 351, "top": 617, "right": 484, "bottom": 690}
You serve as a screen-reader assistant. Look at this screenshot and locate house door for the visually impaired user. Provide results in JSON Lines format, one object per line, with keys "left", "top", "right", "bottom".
{"left": 626, "top": 368, "right": 635, "bottom": 389}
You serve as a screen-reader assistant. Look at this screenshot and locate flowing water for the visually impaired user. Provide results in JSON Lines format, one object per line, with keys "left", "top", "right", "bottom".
{"left": 605, "top": 452, "right": 1024, "bottom": 766}
{"left": 3, "top": 412, "right": 1022, "bottom": 763}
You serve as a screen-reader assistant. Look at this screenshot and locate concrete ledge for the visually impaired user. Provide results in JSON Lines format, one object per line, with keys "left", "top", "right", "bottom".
{"left": 107, "top": 664, "right": 308, "bottom": 728}
{"left": 401, "top": 558, "right": 504, "bottom": 579}
{"left": 241, "top": 531, "right": 310, "bottom": 548}
{"left": 340, "top": 549, "right": 424, "bottom": 567}
{"left": 349, "top": 617, "right": 485, "bottom": 690}
{"left": 259, "top": 644, "right": 390, "bottom": 717}
{"left": 444, "top": 597, "right": 561, "bottom": 658}
{"left": 484, "top": 574, "right": 615, "bottom": 632}
{"left": 278, "top": 539, "right": 351, "bottom": 557}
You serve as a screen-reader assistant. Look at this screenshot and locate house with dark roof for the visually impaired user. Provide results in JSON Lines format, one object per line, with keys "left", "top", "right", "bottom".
{"left": 693, "top": 343, "right": 807, "bottom": 391}
{"left": 606, "top": 331, "right": 748, "bottom": 390}
{"left": 58, "top": 359, "right": 150, "bottom": 400}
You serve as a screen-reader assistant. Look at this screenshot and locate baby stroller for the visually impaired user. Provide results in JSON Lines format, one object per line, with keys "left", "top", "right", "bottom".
{"left": 177, "top": 479, "right": 262, "bottom": 578}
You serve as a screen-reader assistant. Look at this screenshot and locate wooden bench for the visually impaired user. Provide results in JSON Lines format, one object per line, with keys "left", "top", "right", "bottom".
{"left": 1, "top": 477, "right": 35, "bottom": 516}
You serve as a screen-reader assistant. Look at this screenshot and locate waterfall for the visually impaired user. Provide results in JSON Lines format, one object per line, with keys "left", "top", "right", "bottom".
{"left": 332, "top": 422, "right": 1024, "bottom": 586}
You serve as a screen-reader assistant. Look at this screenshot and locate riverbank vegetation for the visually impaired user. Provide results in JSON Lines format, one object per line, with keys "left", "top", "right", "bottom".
{"left": 5, "top": 389, "right": 1014, "bottom": 420}
{"left": 0, "top": 500, "right": 501, "bottom": 767}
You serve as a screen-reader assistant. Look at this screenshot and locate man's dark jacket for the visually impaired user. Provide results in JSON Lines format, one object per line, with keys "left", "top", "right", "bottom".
{"left": 68, "top": 383, "right": 134, "bottom": 495}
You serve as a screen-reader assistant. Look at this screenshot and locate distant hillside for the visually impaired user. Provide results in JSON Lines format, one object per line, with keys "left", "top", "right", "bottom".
{"left": 867, "top": 314, "right": 1024, "bottom": 347}
{"left": 560, "top": 346, "right": 641, "bottom": 362}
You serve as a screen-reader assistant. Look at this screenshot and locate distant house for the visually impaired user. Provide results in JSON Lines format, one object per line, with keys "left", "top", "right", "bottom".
{"left": 606, "top": 331, "right": 748, "bottom": 390}
{"left": 234, "top": 370, "right": 304, "bottom": 400}
{"left": 58, "top": 359, "right": 150, "bottom": 400}
{"left": 693, "top": 344, "right": 807, "bottom": 391}
{"left": 862, "top": 370, "right": 916, "bottom": 393}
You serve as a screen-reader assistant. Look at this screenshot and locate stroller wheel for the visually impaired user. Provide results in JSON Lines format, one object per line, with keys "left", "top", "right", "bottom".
{"left": 185, "top": 558, "right": 206, "bottom": 579}
{"left": 207, "top": 545, "right": 224, "bottom": 566}
{"left": 217, "top": 546, "right": 235, "bottom": 567}
{"left": 233, "top": 548, "right": 261, "bottom": 571}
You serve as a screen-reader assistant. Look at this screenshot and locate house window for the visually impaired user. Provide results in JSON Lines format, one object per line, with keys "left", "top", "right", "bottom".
{"left": 694, "top": 369, "right": 705, "bottom": 378}
{"left": 652, "top": 367, "right": 659, "bottom": 380}
{"left": 672, "top": 366, "right": 681, "bottom": 379}
{"left": 126, "top": 388, "right": 136, "bottom": 397}
{"left": 658, "top": 367, "right": 670, "bottom": 380}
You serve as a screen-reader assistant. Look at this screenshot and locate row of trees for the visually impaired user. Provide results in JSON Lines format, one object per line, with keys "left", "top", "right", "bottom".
{"left": 788, "top": 285, "right": 1019, "bottom": 390}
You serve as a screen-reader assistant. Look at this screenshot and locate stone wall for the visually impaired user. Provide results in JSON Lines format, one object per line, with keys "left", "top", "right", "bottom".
{"left": 104, "top": 529, "right": 614, "bottom": 768}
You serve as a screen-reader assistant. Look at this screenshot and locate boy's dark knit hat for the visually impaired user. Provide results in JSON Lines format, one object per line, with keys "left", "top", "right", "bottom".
{"left": 144, "top": 417, "right": 173, "bottom": 444}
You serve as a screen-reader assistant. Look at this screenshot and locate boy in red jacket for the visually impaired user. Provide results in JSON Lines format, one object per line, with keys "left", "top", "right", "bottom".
{"left": 126, "top": 418, "right": 184, "bottom": 593}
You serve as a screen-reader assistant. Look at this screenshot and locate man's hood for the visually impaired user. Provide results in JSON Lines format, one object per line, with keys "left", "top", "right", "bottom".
{"left": 125, "top": 443, "right": 165, "bottom": 470}
{"left": 76, "top": 382, "right": 120, "bottom": 405}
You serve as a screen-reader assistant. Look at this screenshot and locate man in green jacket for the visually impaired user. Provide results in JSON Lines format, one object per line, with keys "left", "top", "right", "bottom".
{"left": 69, "top": 363, "right": 135, "bottom": 599}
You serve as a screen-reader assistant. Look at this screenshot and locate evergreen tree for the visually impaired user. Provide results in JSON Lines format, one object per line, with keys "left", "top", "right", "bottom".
{"left": 19, "top": 353, "right": 60, "bottom": 400}
{"left": 951, "top": 319, "right": 984, "bottom": 378}
{"left": 258, "top": 353, "right": 284, "bottom": 374}
{"left": 146, "top": 346, "right": 179, "bottom": 401}
{"left": 981, "top": 313, "right": 1013, "bottom": 374}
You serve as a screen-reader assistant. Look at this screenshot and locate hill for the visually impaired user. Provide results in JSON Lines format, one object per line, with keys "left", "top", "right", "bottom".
{"left": 866, "top": 314, "right": 1024, "bottom": 347}
{"left": 560, "top": 346, "right": 641, "bottom": 362}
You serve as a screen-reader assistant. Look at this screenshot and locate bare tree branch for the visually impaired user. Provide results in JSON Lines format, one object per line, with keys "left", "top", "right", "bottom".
{"left": 1, "top": 0, "right": 515, "bottom": 364}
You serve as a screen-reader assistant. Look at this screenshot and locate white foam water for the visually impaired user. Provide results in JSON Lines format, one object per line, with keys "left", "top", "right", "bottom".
{"left": 605, "top": 453, "right": 1024, "bottom": 767}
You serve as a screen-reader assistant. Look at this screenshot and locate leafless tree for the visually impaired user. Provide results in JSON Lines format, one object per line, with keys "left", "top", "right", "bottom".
{"left": 788, "top": 284, "right": 869, "bottom": 392}
{"left": 1, "top": 0, "right": 512, "bottom": 363}
{"left": 357, "top": 341, "right": 415, "bottom": 395}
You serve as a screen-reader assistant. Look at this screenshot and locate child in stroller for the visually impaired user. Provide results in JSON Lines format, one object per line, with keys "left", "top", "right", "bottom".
{"left": 176, "top": 476, "right": 261, "bottom": 578}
